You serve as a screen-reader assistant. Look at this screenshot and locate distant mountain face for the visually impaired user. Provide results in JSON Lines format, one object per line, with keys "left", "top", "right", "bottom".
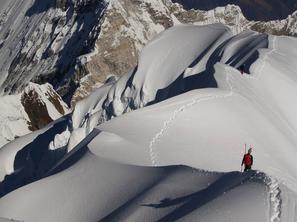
{"left": 74, "top": 0, "right": 297, "bottom": 105}
{"left": 172, "top": 0, "right": 297, "bottom": 21}
{"left": 0, "top": 0, "right": 107, "bottom": 99}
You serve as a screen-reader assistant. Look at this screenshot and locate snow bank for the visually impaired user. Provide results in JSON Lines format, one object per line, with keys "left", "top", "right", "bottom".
{"left": 79, "top": 25, "right": 270, "bottom": 123}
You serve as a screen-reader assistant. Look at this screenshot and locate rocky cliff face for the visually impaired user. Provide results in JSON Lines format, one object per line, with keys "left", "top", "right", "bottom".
{"left": 21, "top": 83, "right": 69, "bottom": 131}
{"left": 0, "top": 0, "right": 107, "bottom": 99}
{"left": 72, "top": 0, "right": 297, "bottom": 105}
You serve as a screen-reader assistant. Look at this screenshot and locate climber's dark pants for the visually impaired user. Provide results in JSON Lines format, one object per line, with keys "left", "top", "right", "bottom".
{"left": 244, "top": 165, "right": 252, "bottom": 172}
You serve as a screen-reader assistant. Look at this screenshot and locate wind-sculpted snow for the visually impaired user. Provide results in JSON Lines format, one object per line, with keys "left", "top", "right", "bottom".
{"left": 0, "top": 116, "right": 73, "bottom": 197}
{"left": 87, "top": 24, "right": 269, "bottom": 121}
{"left": 86, "top": 24, "right": 297, "bottom": 201}
{"left": 1, "top": 24, "right": 297, "bottom": 221}
{"left": 87, "top": 29, "right": 297, "bottom": 188}
{"left": 0, "top": 152, "right": 272, "bottom": 222}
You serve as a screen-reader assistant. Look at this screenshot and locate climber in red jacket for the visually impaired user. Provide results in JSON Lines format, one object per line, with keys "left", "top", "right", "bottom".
{"left": 241, "top": 148, "right": 253, "bottom": 172}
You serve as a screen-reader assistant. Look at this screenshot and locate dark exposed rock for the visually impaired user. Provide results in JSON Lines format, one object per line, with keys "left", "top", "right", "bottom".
{"left": 172, "top": 0, "right": 297, "bottom": 21}
{"left": 21, "top": 90, "right": 53, "bottom": 131}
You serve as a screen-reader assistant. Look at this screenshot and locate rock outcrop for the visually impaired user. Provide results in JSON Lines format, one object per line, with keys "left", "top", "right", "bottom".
{"left": 0, "top": 83, "right": 69, "bottom": 147}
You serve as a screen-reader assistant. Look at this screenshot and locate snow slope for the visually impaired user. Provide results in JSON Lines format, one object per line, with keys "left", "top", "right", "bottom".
{"left": 0, "top": 150, "right": 271, "bottom": 222}
{"left": 86, "top": 26, "right": 297, "bottom": 193}
{"left": 68, "top": 26, "right": 297, "bottom": 195}
{"left": 0, "top": 24, "right": 297, "bottom": 221}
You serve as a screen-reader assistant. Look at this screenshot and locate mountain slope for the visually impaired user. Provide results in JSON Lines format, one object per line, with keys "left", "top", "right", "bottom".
{"left": 0, "top": 23, "right": 297, "bottom": 222}
{"left": 0, "top": 0, "right": 296, "bottom": 139}
{"left": 0, "top": 0, "right": 107, "bottom": 98}
{"left": 76, "top": 0, "right": 297, "bottom": 104}
{"left": 75, "top": 25, "right": 297, "bottom": 191}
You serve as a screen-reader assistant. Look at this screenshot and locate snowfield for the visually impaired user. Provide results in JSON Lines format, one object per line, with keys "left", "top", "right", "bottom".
{"left": 0, "top": 24, "right": 297, "bottom": 221}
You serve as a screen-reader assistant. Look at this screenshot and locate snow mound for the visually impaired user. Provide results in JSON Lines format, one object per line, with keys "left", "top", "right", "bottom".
{"left": 102, "top": 23, "right": 232, "bottom": 119}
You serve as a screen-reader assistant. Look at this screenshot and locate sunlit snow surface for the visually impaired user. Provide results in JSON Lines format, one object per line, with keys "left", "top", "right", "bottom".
{"left": 1, "top": 24, "right": 297, "bottom": 221}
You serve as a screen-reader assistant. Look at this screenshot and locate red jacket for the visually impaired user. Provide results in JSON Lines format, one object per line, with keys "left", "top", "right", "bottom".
{"left": 242, "top": 154, "right": 253, "bottom": 167}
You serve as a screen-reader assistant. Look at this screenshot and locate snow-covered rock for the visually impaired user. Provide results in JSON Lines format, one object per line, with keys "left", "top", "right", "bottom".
{"left": 0, "top": 0, "right": 107, "bottom": 97}
{"left": 0, "top": 82, "right": 69, "bottom": 148}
